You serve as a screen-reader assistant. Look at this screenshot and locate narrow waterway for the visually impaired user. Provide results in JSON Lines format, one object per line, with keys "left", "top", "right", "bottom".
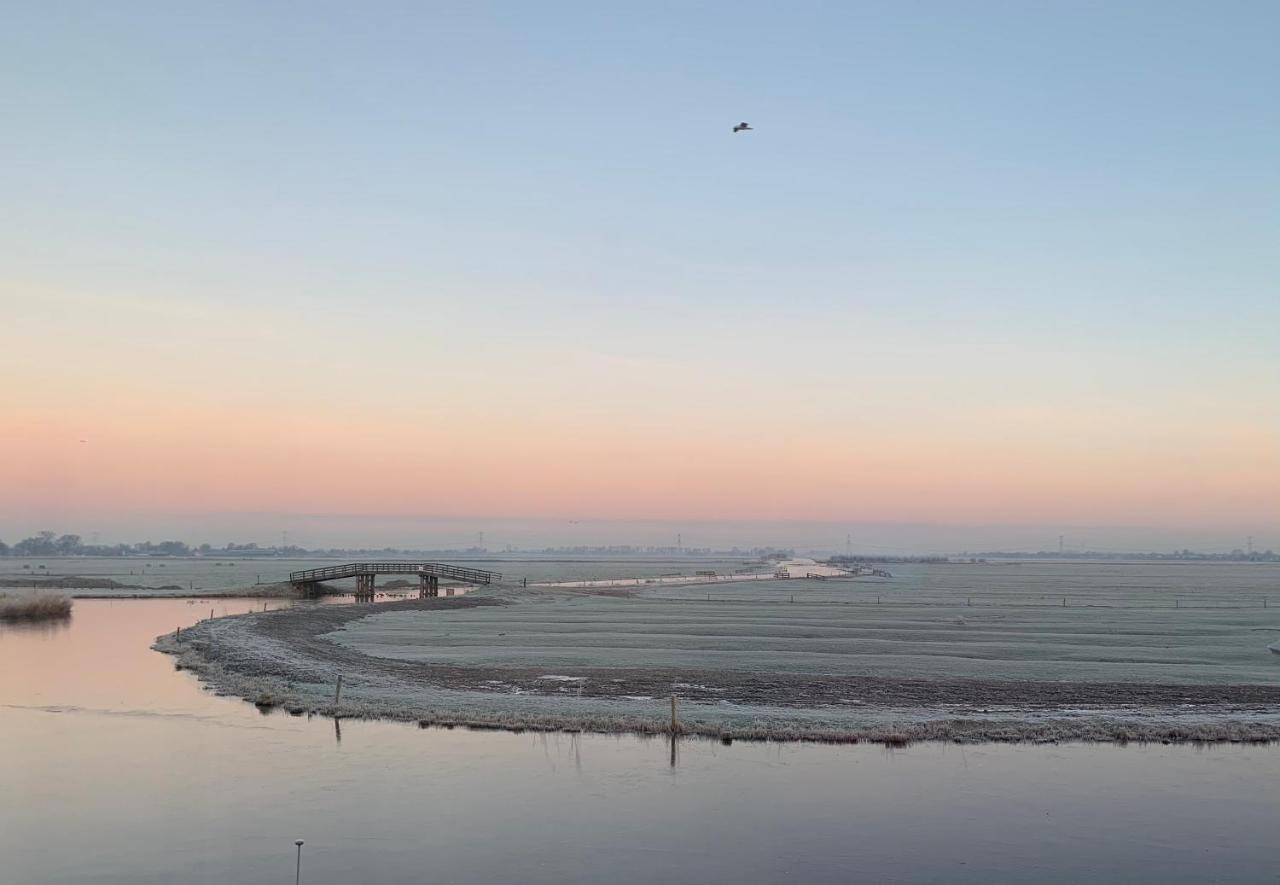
{"left": 2, "top": 599, "right": 1278, "bottom": 884}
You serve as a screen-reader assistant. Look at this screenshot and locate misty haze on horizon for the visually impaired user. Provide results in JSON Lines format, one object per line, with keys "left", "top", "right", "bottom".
{"left": 0, "top": 513, "right": 1269, "bottom": 556}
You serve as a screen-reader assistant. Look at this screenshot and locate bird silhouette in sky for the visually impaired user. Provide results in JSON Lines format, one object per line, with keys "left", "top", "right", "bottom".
{"left": 732, "top": 122, "right": 752, "bottom": 133}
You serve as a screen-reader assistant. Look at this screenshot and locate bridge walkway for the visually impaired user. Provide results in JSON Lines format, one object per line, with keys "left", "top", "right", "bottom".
{"left": 289, "top": 561, "right": 503, "bottom": 601}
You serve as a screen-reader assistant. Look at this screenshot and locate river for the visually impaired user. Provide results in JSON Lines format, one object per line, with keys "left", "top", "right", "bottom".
{"left": 2, "top": 598, "right": 1279, "bottom": 884}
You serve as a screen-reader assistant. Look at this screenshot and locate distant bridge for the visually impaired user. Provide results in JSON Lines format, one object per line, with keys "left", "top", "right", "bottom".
{"left": 290, "top": 561, "right": 503, "bottom": 601}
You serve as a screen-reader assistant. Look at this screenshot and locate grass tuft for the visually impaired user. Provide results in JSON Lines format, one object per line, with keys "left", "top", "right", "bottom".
{"left": 0, "top": 593, "right": 73, "bottom": 622}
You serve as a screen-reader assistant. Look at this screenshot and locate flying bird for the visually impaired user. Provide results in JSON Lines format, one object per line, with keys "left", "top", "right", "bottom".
{"left": 732, "top": 122, "right": 752, "bottom": 133}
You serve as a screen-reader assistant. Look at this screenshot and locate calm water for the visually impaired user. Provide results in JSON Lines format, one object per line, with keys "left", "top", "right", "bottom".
{"left": 3, "top": 598, "right": 1279, "bottom": 884}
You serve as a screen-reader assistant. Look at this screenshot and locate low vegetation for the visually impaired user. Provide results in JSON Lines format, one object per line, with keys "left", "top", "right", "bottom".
{"left": 0, "top": 593, "right": 73, "bottom": 622}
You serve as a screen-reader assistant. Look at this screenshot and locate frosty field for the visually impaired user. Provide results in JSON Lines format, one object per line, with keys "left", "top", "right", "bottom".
{"left": 157, "top": 561, "right": 1280, "bottom": 743}
{"left": 332, "top": 584, "right": 1280, "bottom": 685}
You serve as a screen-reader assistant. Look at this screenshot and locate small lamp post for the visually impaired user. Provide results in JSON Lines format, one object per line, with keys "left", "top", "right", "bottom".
{"left": 295, "top": 840, "right": 304, "bottom": 885}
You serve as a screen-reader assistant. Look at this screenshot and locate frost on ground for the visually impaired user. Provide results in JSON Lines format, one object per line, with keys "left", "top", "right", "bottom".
{"left": 154, "top": 578, "right": 1280, "bottom": 745}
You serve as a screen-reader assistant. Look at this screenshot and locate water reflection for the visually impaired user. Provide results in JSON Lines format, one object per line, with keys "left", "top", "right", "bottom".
{"left": 4, "top": 599, "right": 1280, "bottom": 884}
{"left": 0, "top": 615, "right": 73, "bottom": 637}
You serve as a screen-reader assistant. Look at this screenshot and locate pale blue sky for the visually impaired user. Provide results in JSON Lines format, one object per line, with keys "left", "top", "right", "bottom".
{"left": 3, "top": 2, "right": 1278, "bottom": 545}
{"left": 7, "top": 1, "right": 1277, "bottom": 328}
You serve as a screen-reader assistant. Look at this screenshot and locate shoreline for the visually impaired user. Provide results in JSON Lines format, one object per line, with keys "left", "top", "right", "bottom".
{"left": 153, "top": 591, "right": 1280, "bottom": 746}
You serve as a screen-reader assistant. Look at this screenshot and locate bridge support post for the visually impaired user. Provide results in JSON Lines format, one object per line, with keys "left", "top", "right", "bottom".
{"left": 355, "top": 574, "right": 375, "bottom": 602}
{"left": 419, "top": 574, "right": 440, "bottom": 598}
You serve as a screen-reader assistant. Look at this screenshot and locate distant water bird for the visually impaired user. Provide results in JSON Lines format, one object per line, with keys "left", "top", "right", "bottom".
{"left": 732, "top": 122, "right": 753, "bottom": 133}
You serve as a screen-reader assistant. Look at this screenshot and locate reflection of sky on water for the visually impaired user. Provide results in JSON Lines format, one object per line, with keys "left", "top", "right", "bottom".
{"left": 2, "top": 598, "right": 1279, "bottom": 884}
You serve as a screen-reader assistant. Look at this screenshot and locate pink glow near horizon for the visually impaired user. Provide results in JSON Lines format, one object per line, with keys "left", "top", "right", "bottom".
{"left": 3, "top": 380, "right": 1276, "bottom": 532}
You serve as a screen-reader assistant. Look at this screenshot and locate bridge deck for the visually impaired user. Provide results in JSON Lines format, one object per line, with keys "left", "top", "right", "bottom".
{"left": 289, "top": 561, "right": 502, "bottom": 586}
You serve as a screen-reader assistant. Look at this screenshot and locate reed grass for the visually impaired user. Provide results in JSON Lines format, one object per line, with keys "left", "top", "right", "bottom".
{"left": 0, "top": 593, "right": 73, "bottom": 622}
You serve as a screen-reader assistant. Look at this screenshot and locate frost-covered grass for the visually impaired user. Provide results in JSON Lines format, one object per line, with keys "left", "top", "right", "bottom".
{"left": 154, "top": 617, "right": 1280, "bottom": 746}
{"left": 152, "top": 563, "right": 1280, "bottom": 745}
{"left": 539, "top": 559, "right": 852, "bottom": 588}
{"left": 0, "top": 593, "right": 73, "bottom": 622}
{"left": 332, "top": 584, "right": 1280, "bottom": 685}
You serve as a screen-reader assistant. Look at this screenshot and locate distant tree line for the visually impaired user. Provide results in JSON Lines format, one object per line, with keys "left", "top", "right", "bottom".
{"left": 0, "top": 531, "right": 314, "bottom": 558}
{"left": 11, "top": 531, "right": 1267, "bottom": 562}
{"left": 0, "top": 531, "right": 794, "bottom": 559}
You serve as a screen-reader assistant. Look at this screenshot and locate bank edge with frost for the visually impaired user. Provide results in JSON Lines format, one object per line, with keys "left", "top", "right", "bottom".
{"left": 152, "top": 619, "right": 1280, "bottom": 747}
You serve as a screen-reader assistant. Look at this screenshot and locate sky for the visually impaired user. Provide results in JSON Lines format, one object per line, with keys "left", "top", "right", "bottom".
{"left": 2, "top": 1, "right": 1277, "bottom": 550}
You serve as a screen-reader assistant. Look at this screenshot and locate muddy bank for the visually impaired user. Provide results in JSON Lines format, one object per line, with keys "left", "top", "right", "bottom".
{"left": 155, "top": 591, "right": 1280, "bottom": 745}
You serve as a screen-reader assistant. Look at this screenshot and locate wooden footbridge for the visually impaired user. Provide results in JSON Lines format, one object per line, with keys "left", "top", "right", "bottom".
{"left": 290, "top": 561, "right": 503, "bottom": 601}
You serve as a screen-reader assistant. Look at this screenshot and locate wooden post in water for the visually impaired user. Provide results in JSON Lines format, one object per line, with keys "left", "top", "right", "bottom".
{"left": 209, "top": 607, "right": 214, "bottom": 620}
{"left": 334, "top": 674, "right": 343, "bottom": 705}
{"left": 670, "top": 695, "right": 679, "bottom": 734}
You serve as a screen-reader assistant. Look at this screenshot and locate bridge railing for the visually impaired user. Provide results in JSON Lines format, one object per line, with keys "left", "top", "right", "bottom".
{"left": 289, "top": 562, "right": 502, "bottom": 585}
